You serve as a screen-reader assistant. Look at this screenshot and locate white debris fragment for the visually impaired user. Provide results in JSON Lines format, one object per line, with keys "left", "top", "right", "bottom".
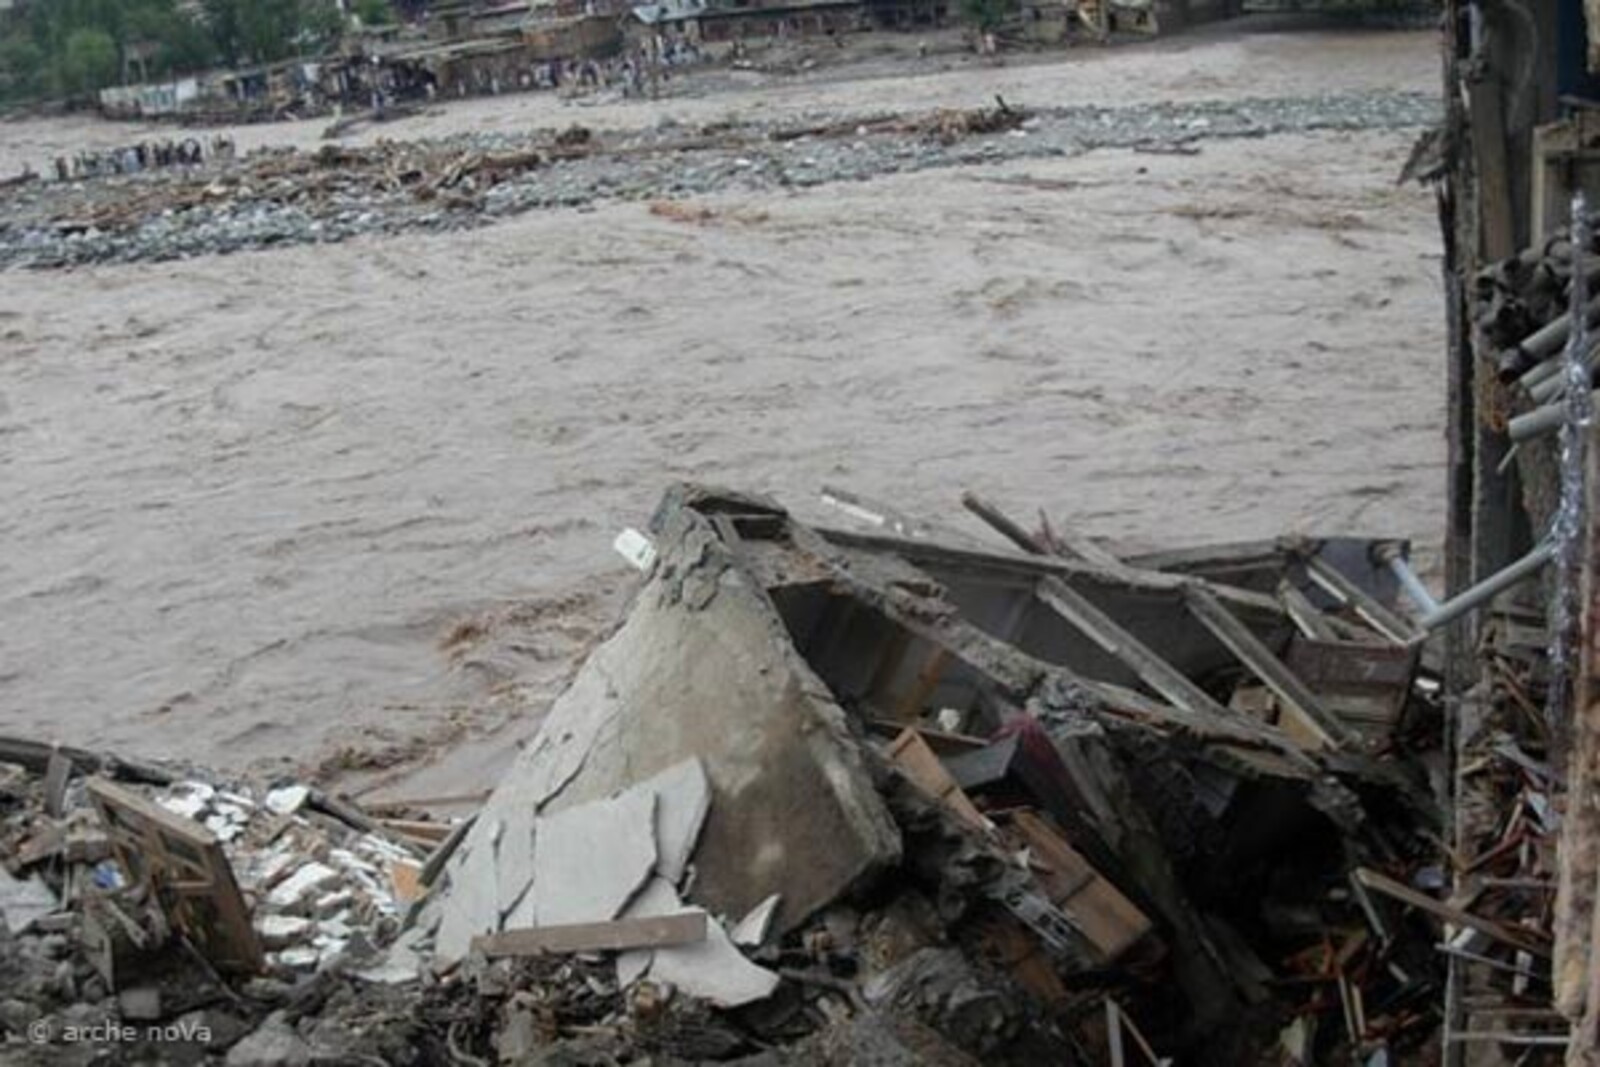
{"left": 613, "top": 528, "right": 657, "bottom": 571}
{"left": 731, "top": 894, "right": 781, "bottom": 948}
{"left": 264, "top": 785, "right": 311, "bottom": 816}
{"left": 319, "top": 915, "right": 354, "bottom": 940}
{"left": 0, "top": 869, "right": 59, "bottom": 934}
{"left": 272, "top": 946, "right": 320, "bottom": 971}
{"left": 328, "top": 848, "right": 380, "bottom": 876}
{"left": 267, "top": 862, "right": 340, "bottom": 911}
{"left": 313, "top": 889, "right": 356, "bottom": 918}
{"left": 312, "top": 935, "right": 348, "bottom": 959}
{"left": 356, "top": 833, "right": 413, "bottom": 863}
{"left": 204, "top": 814, "right": 243, "bottom": 842}
{"left": 158, "top": 786, "right": 211, "bottom": 820}
{"left": 235, "top": 847, "right": 300, "bottom": 894}
{"left": 255, "top": 914, "right": 313, "bottom": 948}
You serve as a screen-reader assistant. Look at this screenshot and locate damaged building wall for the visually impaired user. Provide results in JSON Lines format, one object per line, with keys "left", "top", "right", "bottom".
{"left": 1438, "top": 3, "right": 1600, "bottom": 1063}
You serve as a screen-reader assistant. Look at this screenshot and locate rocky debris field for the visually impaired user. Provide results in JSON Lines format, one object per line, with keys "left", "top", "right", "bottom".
{"left": 0, "top": 90, "right": 1437, "bottom": 271}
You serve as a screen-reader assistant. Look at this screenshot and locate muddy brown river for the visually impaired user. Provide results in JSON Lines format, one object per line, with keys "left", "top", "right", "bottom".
{"left": 0, "top": 21, "right": 1445, "bottom": 806}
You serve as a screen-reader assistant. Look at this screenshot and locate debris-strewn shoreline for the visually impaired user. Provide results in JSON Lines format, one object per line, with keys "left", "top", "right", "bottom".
{"left": 0, "top": 90, "right": 1437, "bottom": 271}
{"left": 1, "top": 484, "right": 1470, "bottom": 1065}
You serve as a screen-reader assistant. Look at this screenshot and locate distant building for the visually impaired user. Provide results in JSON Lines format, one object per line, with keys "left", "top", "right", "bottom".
{"left": 632, "top": 0, "right": 872, "bottom": 42}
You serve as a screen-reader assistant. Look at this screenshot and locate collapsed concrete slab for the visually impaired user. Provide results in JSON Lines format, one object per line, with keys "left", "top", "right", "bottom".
{"left": 429, "top": 495, "right": 903, "bottom": 966}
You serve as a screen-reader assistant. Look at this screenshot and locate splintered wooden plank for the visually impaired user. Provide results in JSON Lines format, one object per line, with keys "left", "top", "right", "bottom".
{"left": 87, "top": 778, "right": 263, "bottom": 974}
{"left": 1302, "top": 555, "right": 1421, "bottom": 645}
{"left": 1184, "top": 586, "right": 1357, "bottom": 752}
{"left": 1277, "top": 580, "right": 1340, "bottom": 642}
{"left": 1354, "top": 868, "right": 1551, "bottom": 959}
{"left": 1285, "top": 636, "right": 1418, "bottom": 731}
{"left": 473, "top": 912, "right": 708, "bottom": 958}
{"left": 1036, "top": 577, "right": 1229, "bottom": 724}
{"left": 963, "top": 491, "right": 1132, "bottom": 575}
{"left": 886, "top": 728, "right": 990, "bottom": 833}
{"left": 1009, "top": 810, "right": 1152, "bottom": 965}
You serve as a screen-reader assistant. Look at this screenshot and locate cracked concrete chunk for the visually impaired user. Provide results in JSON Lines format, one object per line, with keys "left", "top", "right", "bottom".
{"left": 642, "top": 757, "right": 710, "bottom": 886}
{"left": 0, "top": 869, "right": 57, "bottom": 934}
{"left": 617, "top": 879, "right": 778, "bottom": 1005}
{"left": 731, "top": 893, "right": 781, "bottom": 948}
{"left": 530, "top": 784, "right": 657, "bottom": 928}
{"left": 265, "top": 863, "right": 339, "bottom": 912}
{"left": 618, "top": 877, "right": 778, "bottom": 1008}
{"left": 429, "top": 503, "right": 899, "bottom": 970}
{"left": 433, "top": 819, "right": 503, "bottom": 966}
{"left": 495, "top": 806, "right": 536, "bottom": 923}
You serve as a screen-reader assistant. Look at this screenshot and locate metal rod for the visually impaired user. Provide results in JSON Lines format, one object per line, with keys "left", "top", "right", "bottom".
{"left": 1518, "top": 291, "right": 1600, "bottom": 387}
{"left": 1445, "top": 1032, "right": 1569, "bottom": 1046}
{"left": 1510, "top": 389, "right": 1600, "bottom": 442}
{"left": 1419, "top": 541, "right": 1556, "bottom": 632}
{"left": 1527, "top": 341, "right": 1600, "bottom": 405}
{"left": 1374, "top": 542, "right": 1440, "bottom": 615}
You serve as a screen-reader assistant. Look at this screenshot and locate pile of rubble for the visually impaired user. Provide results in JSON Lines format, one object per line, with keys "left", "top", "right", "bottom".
{"left": 1, "top": 481, "right": 1487, "bottom": 1064}
{"left": 0, "top": 736, "right": 445, "bottom": 1064}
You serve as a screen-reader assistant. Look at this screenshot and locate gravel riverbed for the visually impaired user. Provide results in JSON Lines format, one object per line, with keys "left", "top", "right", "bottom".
{"left": 0, "top": 89, "right": 1437, "bottom": 270}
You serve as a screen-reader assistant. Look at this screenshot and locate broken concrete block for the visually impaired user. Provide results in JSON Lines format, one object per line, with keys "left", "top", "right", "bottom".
{"left": 117, "top": 987, "right": 161, "bottom": 1022}
{"left": 643, "top": 757, "right": 710, "bottom": 886}
{"left": 354, "top": 926, "right": 426, "bottom": 986}
{"left": 623, "top": 878, "right": 779, "bottom": 1008}
{"left": 246, "top": 847, "right": 299, "bottom": 892}
{"left": 495, "top": 806, "right": 536, "bottom": 924}
{"left": 271, "top": 946, "right": 320, "bottom": 972}
{"left": 158, "top": 783, "right": 213, "bottom": 821}
{"left": 264, "top": 786, "right": 310, "bottom": 816}
{"left": 225, "top": 1015, "right": 312, "bottom": 1067}
{"left": 0, "top": 868, "right": 58, "bottom": 934}
{"left": 432, "top": 504, "right": 901, "bottom": 962}
{"left": 527, "top": 785, "right": 657, "bottom": 928}
{"left": 266, "top": 863, "right": 339, "bottom": 911}
{"left": 312, "top": 889, "right": 355, "bottom": 918}
{"left": 433, "top": 820, "right": 504, "bottom": 965}
{"left": 732, "top": 894, "right": 781, "bottom": 948}
{"left": 205, "top": 813, "right": 243, "bottom": 842}
{"left": 255, "top": 914, "right": 313, "bottom": 949}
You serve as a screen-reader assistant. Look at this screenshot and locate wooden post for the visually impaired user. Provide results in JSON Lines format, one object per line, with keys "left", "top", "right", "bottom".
{"left": 1558, "top": 420, "right": 1600, "bottom": 1064}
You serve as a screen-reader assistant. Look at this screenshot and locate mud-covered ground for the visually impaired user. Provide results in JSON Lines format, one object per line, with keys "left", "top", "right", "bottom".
{"left": 0, "top": 19, "right": 1446, "bottom": 808}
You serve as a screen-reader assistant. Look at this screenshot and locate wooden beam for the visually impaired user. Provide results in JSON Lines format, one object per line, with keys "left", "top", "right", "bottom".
{"left": 886, "top": 728, "right": 990, "bottom": 833}
{"left": 1302, "top": 556, "right": 1421, "bottom": 645}
{"left": 962, "top": 490, "right": 1050, "bottom": 554}
{"left": 963, "top": 491, "right": 1130, "bottom": 574}
{"left": 1467, "top": 77, "right": 1516, "bottom": 260}
{"left": 1278, "top": 580, "right": 1339, "bottom": 642}
{"left": 1037, "top": 577, "right": 1230, "bottom": 724}
{"left": 473, "top": 912, "right": 708, "bottom": 957}
{"left": 1185, "top": 586, "right": 1357, "bottom": 751}
{"left": 1355, "top": 868, "right": 1551, "bottom": 959}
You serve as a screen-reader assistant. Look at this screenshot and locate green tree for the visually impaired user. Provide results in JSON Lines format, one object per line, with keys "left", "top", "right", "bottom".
{"left": 958, "top": 0, "right": 1008, "bottom": 29}
{"left": 203, "top": 0, "right": 342, "bottom": 66}
{"left": 355, "top": 0, "right": 395, "bottom": 27}
{"left": 60, "top": 27, "right": 118, "bottom": 95}
{"left": 0, "top": 35, "right": 47, "bottom": 100}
